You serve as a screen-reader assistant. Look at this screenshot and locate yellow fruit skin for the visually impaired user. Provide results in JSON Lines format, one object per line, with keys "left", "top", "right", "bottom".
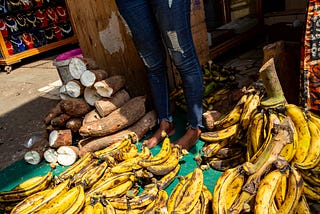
{"left": 109, "top": 183, "right": 158, "bottom": 210}
{"left": 200, "top": 124, "right": 239, "bottom": 143}
{"left": 295, "top": 119, "right": 320, "bottom": 170}
{"left": 212, "top": 167, "right": 244, "bottom": 214}
{"left": 156, "top": 163, "right": 180, "bottom": 190}
{"left": 277, "top": 167, "right": 303, "bottom": 214}
{"left": 38, "top": 185, "right": 84, "bottom": 214}
{"left": 173, "top": 168, "right": 204, "bottom": 213}
{"left": 254, "top": 169, "right": 284, "bottom": 214}
{"left": 139, "top": 137, "right": 172, "bottom": 167}
{"left": 146, "top": 147, "right": 181, "bottom": 176}
{"left": 285, "top": 104, "right": 311, "bottom": 164}
{"left": 0, "top": 171, "right": 53, "bottom": 203}
{"left": 11, "top": 180, "right": 70, "bottom": 214}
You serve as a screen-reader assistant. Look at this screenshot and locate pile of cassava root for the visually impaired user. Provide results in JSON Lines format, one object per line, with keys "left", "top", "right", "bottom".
{"left": 24, "top": 57, "right": 157, "bottom": 167}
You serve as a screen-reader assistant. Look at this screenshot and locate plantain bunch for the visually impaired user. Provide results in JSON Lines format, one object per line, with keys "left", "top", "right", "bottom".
{"left": 200, "top": 86, "right": 261, "bottom": 171}
{"left": 1, "top": 132, "right": 187, "bottom": 213}
{"left": 170, "top": 62, "right": 237, "bottom": 112}
{"left": 200, "top": 79, "right": 320, "bottom": 213}
{"left": 167, "top": 167, "right": 212, "bottom": 214}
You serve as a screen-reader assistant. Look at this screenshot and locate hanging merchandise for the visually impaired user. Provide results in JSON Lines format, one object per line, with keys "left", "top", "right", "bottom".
{"left": 20, "top": 0, "right": 33, "bottom": 10}
{"left": 32, "top": 29, "right": 47, "bottom": 47}
{"left": 300, "top": 0, "right": 320, "bottom": 112}
{"left": 35, "top": 8, "right": 48, "bottom": 28}
{"left": 33, "top": 0, "right": 43, "bottom": 8}
{"left": 25, "top": 11, "right": 37, "bottom": 28}
{"left": 5, "top": 15, "right": 19, "bottom": 34}
{"left": 6, "top": 0, "right": 20, "bottom": 12}
{"left": 15, "top": 13, "right": 27, "bottom": 31}
{"left": 46, "top": 6, "right": 59, "bottom": 25}
{"left": 0, "top": 0, "right": 8, "bottom": 15}
{"left": 0, "top": 18, "right": 8, "bottom": 38}
{"left": 55, "top": 5, "right": 67, "bottom": 23}
{"left": 44, "top": 26, "right": 55, "bottom": 43}
{"left": 10, "top": 35, "right": 26, "bottom": 53}
{"left": 5, "top": 39, "right": 13, "bottom": 55}
{"left": 61, "top": 22, "right": 73, "bottom": 38}
{"left": 21, "top": 32, "right": 34, "bottom": 49}
{"left": 52, "top": 24, "right": 62, "bottom": 40}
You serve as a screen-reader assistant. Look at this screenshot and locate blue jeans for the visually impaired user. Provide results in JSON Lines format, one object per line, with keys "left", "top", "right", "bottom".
{"left": 116, "top": 0, "right": 204, "bottom": 129}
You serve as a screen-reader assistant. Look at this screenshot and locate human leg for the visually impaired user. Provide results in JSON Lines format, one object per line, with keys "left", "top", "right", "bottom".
{"left": 151, "top": 0, "right": 204, "bottom": 150}
{"left": 115, "top": 0, "right": 175, "bottom": 148}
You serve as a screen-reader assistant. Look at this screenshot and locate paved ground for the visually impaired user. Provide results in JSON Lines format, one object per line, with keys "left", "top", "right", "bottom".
{"left": 0, "top": 45, "right": 78, "bottom": 171}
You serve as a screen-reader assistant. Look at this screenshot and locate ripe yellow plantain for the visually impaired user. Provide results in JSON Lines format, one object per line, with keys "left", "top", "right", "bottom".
{"left": 214, "top": 145, "right": 244, "bottom": 159}
{"left": 202, "top": 139, "right": 230, "bottom": 158}
{"left": 285, "top": 104, "right": 311, "bottom": 164}
{"left": 92, "top": 201, "right": 105, "bottom": 214}
{"left": 254, "top": 169, "right": 285, "bottom": 214}
{"left": 59, "top": 152, "right": 95, "bottom": 180}
{"left": 167, "top": 174, "right": 192, "bottom": 214}
{"left": 143, "top": 189, "right": 168, "bottom": 214}
{"left": 146, "top": 147, "right": 181, "bottom": 176}
{"left": 0, "top": 171, "right": 52, "bottom": 203}
{"left": 277, "top": 167, "right": 304, "bottom": 214}
{"left": 81, "top": 161, "right": 109, "bottom": 189}
{"left": 156, "top": 163, "right": 180, "bottom": 190}
{"left": 82, "top": 203, "right": 94, "bottom": 213}
{"left": 111, "top": 147, "right": 151, "bottom": 174}
{"left": 274, "top": 170, "right": 288, "bottom": 209}
{"left": 109, "top": 183, "right": 158, "bottom": 210}
{"left": 173, "top": 168, "right": 203, "bottom": 213}
{"left": 200, "top": 185, "right": 212, "bottom": 214}
{"left": 303, "top": 181, "right": 320, "bottom": 201}
{"left": 11, "top": 179, "right": 70, "bottom": 214}
{"left": 295, "top": 195, "right": 311, "bottom": 214}
{"left": 295, "top": 119, "right": 320, "bottom": 170}
{"left": 240, "top": 92, "right": 260, "bottom": 130}
{"left": 200, "top": 123, "right": 239, "bottom": 143}
{"left": 213, "top": 166, "right": 244, "bottom": 214}
{"left": 90, "top": 168, "right": 113, "bottom": 190}
{"left": 229, "top": 190, "right": 254, "bottom": 214}
{"left": 246, "top": 110, "right": 265, "bottom": 158}
{"left": 212, "top": 96, "right": 244, "bottom": 130}
{"left": 38, "top": 185, "right": 84, "bottom": 214}
{"left": 99, "top": 179, "right": 134, "bottom": 199}
{"left": 64, "top": 185, "right": 85, "bottom": 214}
{"left": 138, "top": 135, "right": 172, "bottom": 167}
{"left": 208, "top": 152, "right": 245, "bottom": 171}
{"left": 86, "top": 172, "right": 135, "bottom": 198}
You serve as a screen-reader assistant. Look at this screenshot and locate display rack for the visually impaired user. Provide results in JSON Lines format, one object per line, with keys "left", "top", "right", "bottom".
{"left": 0, "top": 0, "right": 78, "bottom": 73}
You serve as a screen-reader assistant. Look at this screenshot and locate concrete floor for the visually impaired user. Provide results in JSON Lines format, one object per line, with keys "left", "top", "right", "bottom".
{"left": 0, "top": 44, "right": 78, "bottom": 171}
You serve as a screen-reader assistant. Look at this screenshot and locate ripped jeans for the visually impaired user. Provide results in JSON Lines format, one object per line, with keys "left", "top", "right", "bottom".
{"left": 115, "top": 0, "right": 204, "bottom": 129}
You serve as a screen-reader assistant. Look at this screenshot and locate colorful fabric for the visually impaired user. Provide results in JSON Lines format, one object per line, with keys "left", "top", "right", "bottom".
{"left": 301, "top": 0, "right": 320, "bottom": 111}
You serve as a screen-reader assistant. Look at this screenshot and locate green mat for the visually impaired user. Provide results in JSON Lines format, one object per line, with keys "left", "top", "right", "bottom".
{"left": 0, "top": 111, "right": 222, "bottom": 203}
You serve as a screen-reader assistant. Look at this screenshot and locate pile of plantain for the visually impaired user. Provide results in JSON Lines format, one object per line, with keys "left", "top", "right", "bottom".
{"left": 0, "top": 132, "right": 212, "bottom": 213}
{"left": 200, "top": 59, "right": 320, "bottom": 213}
{"left": 170, "top": 62, "right": 237, "bottom": 112}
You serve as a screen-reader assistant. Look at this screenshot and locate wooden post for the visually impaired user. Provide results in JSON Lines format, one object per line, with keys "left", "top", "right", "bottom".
{"left": 65, "top": 0, "right": 151, "bottom": 99}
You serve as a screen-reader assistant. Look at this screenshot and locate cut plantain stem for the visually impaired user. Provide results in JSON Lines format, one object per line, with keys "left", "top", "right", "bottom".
{"left": 259, "top": 58, "right": 287, "bottom": 107}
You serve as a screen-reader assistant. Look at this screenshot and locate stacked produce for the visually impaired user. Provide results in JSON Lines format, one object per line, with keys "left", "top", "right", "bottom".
{"left": 170, "top": 61, "right": 238, "bottom": 113}
{"left": 22, "top": 56, "right": 158, "bottom": 168}
{"left": 3, "top": 56, "right": 320, "bottom": 213}
{"left": 0, "top": 132, "right": 214, "bottom": 213}
{"left": 200, "top": 58, "right": 320, "bottom": 213}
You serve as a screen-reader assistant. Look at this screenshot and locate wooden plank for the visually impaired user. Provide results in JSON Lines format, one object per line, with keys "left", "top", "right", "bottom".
{"left": 66, "top": 0, "right": 150, "bottom": 99}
